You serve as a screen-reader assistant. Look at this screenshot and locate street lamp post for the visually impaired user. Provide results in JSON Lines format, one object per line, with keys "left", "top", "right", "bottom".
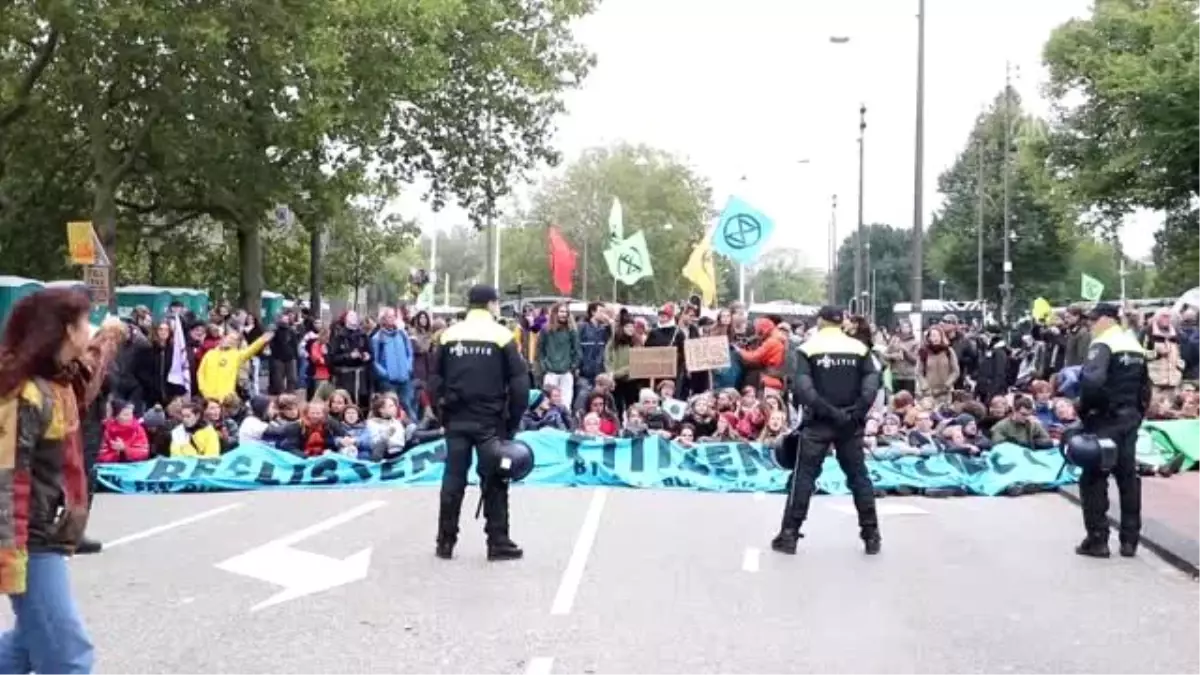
{"left": 910, "top": 0, "right": 927, "bottom": 332}
{"left": 938, "top": 279, "right": 946, "bottom": 301}
{"left": 828, "top": 194, "right": 838, "bottom": 305}
{"left": 856, "top": 104, "right": 867, "bottom": 306}
{"left": 1001, "top": 61, "right": 1014, "bottom": 326}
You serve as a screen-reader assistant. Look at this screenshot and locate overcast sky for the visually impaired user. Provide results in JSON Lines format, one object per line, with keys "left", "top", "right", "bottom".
{"left": 394, "top": 0, "right": 1160, "bottom": 269}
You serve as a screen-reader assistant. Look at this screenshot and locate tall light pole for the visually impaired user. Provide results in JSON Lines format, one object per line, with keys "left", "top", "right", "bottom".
{"left": 910, "top": 0, "right": 927, "bottom": 331}
{"left": 855, "top": 104, "right": 867, "bottom": 308}
{"left": 1001, "top": 61, "right": 1014, "bottom": 325}
{"left": 828, "top": 193, "right": 838, "bottom": 305}
{"left": 976, "top": 133, "right": 985, "bottom": 304}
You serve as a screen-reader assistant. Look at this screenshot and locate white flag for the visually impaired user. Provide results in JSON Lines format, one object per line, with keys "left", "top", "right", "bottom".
{"left": 607, "top": 198, "right": 623, "bottom": 246}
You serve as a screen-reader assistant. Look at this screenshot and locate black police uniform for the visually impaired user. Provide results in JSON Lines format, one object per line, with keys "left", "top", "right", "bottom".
{"left": 428, "top": 293, "right": 530, "bottom": 561}
{"left": 1076, "top": 306, "right": 1150, "bottom": 558}
{"left": 774, "top": 308, "right": 882, "bottom": 555}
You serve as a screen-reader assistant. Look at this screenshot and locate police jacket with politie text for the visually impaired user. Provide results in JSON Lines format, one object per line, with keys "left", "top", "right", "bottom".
{"left": 1079, "top": 324, "right": 1151, "bottom": 419}
{"left": 792, "top": 326, "right": 880, "bottom": 425}
{"left": 429, "top": 309, "right": 530, "bottom": 434}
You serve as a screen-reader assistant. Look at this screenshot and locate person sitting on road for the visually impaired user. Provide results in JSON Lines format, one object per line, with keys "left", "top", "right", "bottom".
{"left": 238, "top": 395, "right": 273, "bottom": 444}
{"left": 202, "top": 397, "right": 239, "bottom": 453}
{"left": 98, "top": 400, "right": 150, "bottom": 463}
{"left": 989, "top": 395, "right": 1054, "bottom": 449}
{"left": 263, "top": 399, "right": 355, "bottom": 458}
{"left": 520, "top": 389, "right": 571, "bottom": 431}
{"left": 363, "top": 392, "right": 409, "bottom": 461}
{"left": 169, "top": 400, "right": 222, "bottom": 458}
{"left": 273, "top": 393, "right": 302, "bottom": 423}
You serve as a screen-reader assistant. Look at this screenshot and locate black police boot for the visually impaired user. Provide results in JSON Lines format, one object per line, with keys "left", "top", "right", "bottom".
{"left": 75, "top": 537, "right": 102, "bottom": 555}
{"left": 862, "top": 530, "right": 882, "bottom": 556}
{"left": 435, "top": 538, "right": 455, "bottom": 560}
{"left": 1075, "top": 535, "right": 1111, "bottom": 558}
{"left": 1119, "top": 540, "right": 1138, "bottom": 558}
{"left": 486, "top": 537, "right": 523, "bottom": 562}
{"left": 770, "top": 528, "right": 801, "bottom": 555}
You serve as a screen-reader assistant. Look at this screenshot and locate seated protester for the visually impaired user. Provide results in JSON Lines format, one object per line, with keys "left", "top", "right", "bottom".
{"left": 580, "top": 411, "right": 612, "bottom": 438}
{"left": 757, "top": 409, "right": 789, "bottom": 448}
{"left": 545, "top": 385, "right": 575, "bottom": 430}
{"left": 363, "top": 392, "right": 409, "bottom": 461}
{"left": 863, "top": 416, "right": 881, "bottom": 452}
{"left": 714, "top": 388, "right": 740, "bottom": 414}
{"left": 906, "top": 409, "right": 942, "bottom": 450}
{"left": 202, "top": 398, "right": 239, "bottom": 453}
{"left": 701, "top": 412, "right": 743, "bottom": 443}
{"left": 990, "top": 395, "right": 1054, "bottom": 449}
{"left": 327, "top": 388, "right": 354, "bottom": 423}
{"left": 1146, "top": 394, "right": 1178, "bottom": 421}
{"left": 684, "top": 395, "right": 718, "bottom": 438}
{"left": 1029, "top": 380, "right": 1055, "bottom": 428}
{"left": 274, "top": 393, "right": 302, "bottom": 423}
{"left": 1047, "top": 398, "right": 1081, "bottom": 443}
{"left": 959, "top": 415, "right": 992, "bottom": 451}
{"left": 1179, "top": 391, "right": 1200, "bottom": 418}
{"left": 98, "top": 400, "right": 151, "bottom": 463}
{"left": 521, "top": 390, "right": 563, "bottom": 431}
{"left": 621, "top": 405, "right": 649, "bottom": 439}
{"left": 338, "top": 405, "right": 367, "bottom": 458}
{"left": 890, "top": 389, "right": 916, "bottom": 419}
{"left": 940, "top": 424, "right": 983, "bottom": 456}
{"left": 222, "top": 393, "right": 247, "bottom": 427}
{"left": 142, "top": 405, "right": 171, "bottom": 458}
{"left": 675, "top": 422, "right": 698, "bottom": 447}
{"left": 581, "top": 392, "right": 619, "bottom": 436}
{"left": 170, "top": 400, "right": 222, "bottom": 457}
{"left": 264, "top": 399, "right": 355, "bottom": 458}
{"left": 736, "top": 386, "right": 765, "bottom": 438}
{"left": 877, "top": 413, "right": 907, "bottom": 447}
{"left": 238, "top": 395, "right": 273, "bottom": 443}
{"left": 655, "top": 378, "right": 677, "bottom": 402}
{"left": 638, "top": 388, "right": 674, "bottom": 437}
{"left": 980, "top": 395, "right": 1010, "bottom": 436}
{"left": 575, "top": 373, "right": 618, "bottom": 417}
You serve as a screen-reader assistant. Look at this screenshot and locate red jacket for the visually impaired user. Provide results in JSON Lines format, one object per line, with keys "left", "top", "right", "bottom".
{"left": 738, "top": 318, "right": 788, "bottom": 390}
{"left": 98, "top": 418, "right": 150, "bottom": 463}
{"left": 309, "top": 340, "right": 330, "bottom": 381}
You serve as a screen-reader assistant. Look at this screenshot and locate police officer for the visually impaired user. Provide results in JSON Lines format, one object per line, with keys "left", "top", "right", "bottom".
{"left": 1075, "top": 302, "right": 1150, "bottom": 558}
{"left": 773, "top": 305, "right": 882, "bottom": 555}
{"left": 428, "top": 285, "right": 531, "bottom": 561}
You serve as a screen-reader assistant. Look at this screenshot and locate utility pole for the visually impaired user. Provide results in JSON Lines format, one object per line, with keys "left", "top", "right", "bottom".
{"left": 855, "top": 103, "right": 867, "bottom": 311}
{"left": 829, "top": 193, "right": 838, "bottom": 305}
{"left": 910, "top": 0, "right": 927, "bottom": 331}
{"left": 1001, "top": 60, "right": 1013, "bottom": 326}
{"left": 976, "top": 134, "right": 985, "bottom": 304}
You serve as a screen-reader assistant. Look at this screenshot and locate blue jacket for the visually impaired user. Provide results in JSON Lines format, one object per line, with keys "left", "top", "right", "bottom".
{"left": 372, "top": 327, "right": 413, "bottom": 383}
{"left": 577, "top": 321, "right": 610, "bottom": 379}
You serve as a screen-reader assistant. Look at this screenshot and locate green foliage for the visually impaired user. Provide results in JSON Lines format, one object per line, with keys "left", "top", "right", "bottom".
{"left": 927, "top": 89, "right": 1076, "bottom": 314}
{"left": 504, "top": 143, "right": 715, "bottom": 303}
{"left": 748, "top": 254, "right": 825, "bottom": 305}
{"left": 835, "top": 224, "right": 940, "bottom": 327}
{"left": 1151, "top": 207, "right": 1199, "bottom": 296}
{"left": 324, "top": 208, "right": 420, "bottom": 300}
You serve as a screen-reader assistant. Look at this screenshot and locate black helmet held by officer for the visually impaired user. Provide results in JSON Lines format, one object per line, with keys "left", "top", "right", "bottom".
{"left": 772, "top": 305, "right": 882, "bottom": 556}
{"left": 427, "top": 284, "right": 531, "bottom": 561}
{"left": 1073, "top": 302, "right": 1151, "bottom": 559}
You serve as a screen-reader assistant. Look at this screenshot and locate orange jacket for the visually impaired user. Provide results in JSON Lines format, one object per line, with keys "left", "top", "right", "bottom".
{"left": 738, "top": 319, "right": 788, "bottom": 390}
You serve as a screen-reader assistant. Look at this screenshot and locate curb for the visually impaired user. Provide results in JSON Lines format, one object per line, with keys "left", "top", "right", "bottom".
{"left": 1057, "top": 487, "right": 1199, "bottom": 579}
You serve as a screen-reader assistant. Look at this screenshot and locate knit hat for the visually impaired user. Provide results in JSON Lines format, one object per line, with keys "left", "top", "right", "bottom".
{"left": 142, "top": 406, "right": 167, "bottom": 431}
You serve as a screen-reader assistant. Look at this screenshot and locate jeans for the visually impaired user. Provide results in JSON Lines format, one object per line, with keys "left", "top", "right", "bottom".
{"left": 250, "top": 357, "right": 262, "bottom": 396}
{"left": 379, "top": 379, "right": 416, "bottom": 421}
{"left": 0, "top": 552, "right": 94, "bottom": 674}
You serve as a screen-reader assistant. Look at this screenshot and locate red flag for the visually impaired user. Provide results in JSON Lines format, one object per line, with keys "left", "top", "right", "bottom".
{"left": 546, "top": 226, "right": 577, "bottom": 295}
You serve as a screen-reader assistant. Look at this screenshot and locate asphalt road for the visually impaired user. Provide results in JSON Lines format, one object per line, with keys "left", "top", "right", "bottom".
{"left": 6, "top": 487, "right": 1196, "bottom": 674}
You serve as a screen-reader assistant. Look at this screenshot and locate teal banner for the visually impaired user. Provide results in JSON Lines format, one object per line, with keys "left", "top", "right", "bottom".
{"left": 96, "top": 430, "right": 1082, "bottom": 496}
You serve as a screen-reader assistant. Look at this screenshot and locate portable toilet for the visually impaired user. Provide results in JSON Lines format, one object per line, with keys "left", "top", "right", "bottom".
{"left": 44, "top": 279, "right": 109, "bottom": 325}
{"left": 116, "top": 285, "right": 174, "bottom": 318}
{"left": 262, "top": 290, "right": 285, "bottom": 322}
{"left": 0, "top": 276, "right": 44, "bottom": 328}
{"left": 192, "top": 289, "right": 211, "bottom": 316}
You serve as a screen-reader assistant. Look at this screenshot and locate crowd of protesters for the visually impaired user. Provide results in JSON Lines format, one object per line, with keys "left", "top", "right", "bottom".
{"left": 91, "top": 295, "right": 1198, "bottom": 478}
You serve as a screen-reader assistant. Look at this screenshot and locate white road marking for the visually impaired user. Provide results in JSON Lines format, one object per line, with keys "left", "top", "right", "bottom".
{"left": 741, "top": 547, "right": 761, "bottom": 573}
{"left": 752, "top": 491, "right": 765, "bottom": 501}
{"left": 105, "top": 502, "right": 245, "bottom": 549}
{"left": 550, "top": 488, "right": 608, "bottom": 616}
{"left": 526, "top": 656, "right": 554, "bottom": 675}
{"left": 831, "top": 502, "right": 929, "bottom": 516}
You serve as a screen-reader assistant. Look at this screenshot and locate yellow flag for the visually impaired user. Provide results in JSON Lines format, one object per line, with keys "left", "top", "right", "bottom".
{"left": 682, "top": 236, "right": 717, "bottom": 308}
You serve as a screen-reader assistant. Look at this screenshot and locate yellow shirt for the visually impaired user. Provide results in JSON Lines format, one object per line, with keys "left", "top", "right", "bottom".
{"left": 198, "top": 335, "right": 270, "bottom": 401}
{"left": 169, "top": 424, "right": 221, "bottom": 457}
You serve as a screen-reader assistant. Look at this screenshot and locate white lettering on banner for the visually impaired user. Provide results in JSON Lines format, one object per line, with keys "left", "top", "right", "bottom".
{"left": 215, "top": 500, "right": 386, "bottom": 611}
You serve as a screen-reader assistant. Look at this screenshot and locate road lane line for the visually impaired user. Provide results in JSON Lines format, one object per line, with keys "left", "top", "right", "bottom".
{"left": 526, "top": 656, "right": 554, "bottom": 675}
{"left": 550, "top": 487, "right": 608, "bottom": 616}
{"left": 742, "top": 547, "right": 761, "bottom": 573}
{"left": 105, "top": 502, "right": 245, "bottom": 549}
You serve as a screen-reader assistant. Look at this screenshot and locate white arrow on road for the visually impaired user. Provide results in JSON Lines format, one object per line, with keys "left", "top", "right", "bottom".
{"left": 216, "top": 500, "right": 387, "bottom": 612}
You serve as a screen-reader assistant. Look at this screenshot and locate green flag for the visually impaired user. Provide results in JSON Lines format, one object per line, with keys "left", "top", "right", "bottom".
{"left": 604, "top": 231, "right": 653, "bottom": 285}
{"left": 1080, "top": 273, "right": 1104, "bottom": 302}
{"left": 607, "top": 198, "right": 623, "bottom": 247}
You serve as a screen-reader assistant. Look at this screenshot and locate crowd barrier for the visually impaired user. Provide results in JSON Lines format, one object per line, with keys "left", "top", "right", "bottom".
{"left": 99, "top": 429, "right": 1118, "bottom": 496}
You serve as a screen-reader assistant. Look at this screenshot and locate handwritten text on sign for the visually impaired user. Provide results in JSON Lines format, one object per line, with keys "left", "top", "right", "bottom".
{"left": 629, "top": 346, "right": 677, "bottom": 380}
{"left": 684, "top": 335, "right": 730, "bottom": 372}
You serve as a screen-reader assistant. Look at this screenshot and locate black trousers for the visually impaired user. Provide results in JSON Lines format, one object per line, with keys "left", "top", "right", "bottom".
{"left": 782, "top": 421, "right": 879, "bottom": 537}
{"left": 1078, "top": 409, "right": 1142, "bottom": 544}
{"left": 268, "top": 358, "right": 299, "bottom": 395}
{"left": 438, "top": 424, "right": 510, "bottom": 544}
{"left": 892, "top": 377, "right": 917, "bottom": 396}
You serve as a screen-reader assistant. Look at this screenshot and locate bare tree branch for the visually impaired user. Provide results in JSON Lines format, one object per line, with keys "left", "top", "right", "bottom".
{"left": 0, "top": 27, "right": 60, "bottom": 130}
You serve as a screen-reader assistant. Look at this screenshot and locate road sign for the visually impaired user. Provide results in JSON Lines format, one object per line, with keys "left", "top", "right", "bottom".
{"left": 215, "top": 500, "right": 385, "bottom": 611}
{"left": 85, "top": 265, "right": 111, "bottom": 305}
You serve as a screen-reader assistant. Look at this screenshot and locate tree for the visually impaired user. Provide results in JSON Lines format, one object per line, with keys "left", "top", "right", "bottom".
{"left": 512, "top": 143, "right": 714, "bottom": 303}
{"left": 325, "top": 208, "right": 419, "bottom": 305}
{"left": 835, "top": 224, "right": 940, "bottom": 327}
{"left": 747, "top": 249, "right": 824, "bottom": 304}
{"left": 926, "top": 89, "right": 1076, "bottom": 316}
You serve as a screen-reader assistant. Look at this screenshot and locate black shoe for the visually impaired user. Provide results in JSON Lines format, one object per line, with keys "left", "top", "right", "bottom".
{"left": 435, "top": 540, "right": 455, "bottom": 560}
{"left": 1075, "top": 537, "right": 1111, "bottom": 558}
{"left": 862, "top": 531, "right": 882, "bottom": 555}
{"left": 770, "top": 528, "right": 801, "bottom": 555}
{"left": 1119, "top": 541, "right": 1138, "bottom": 558}
{"left": 75, "top": 537, "right": 102, "bottom": 555}
{"left": 486, "top": 539, "right": 523, "bottom": 562}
